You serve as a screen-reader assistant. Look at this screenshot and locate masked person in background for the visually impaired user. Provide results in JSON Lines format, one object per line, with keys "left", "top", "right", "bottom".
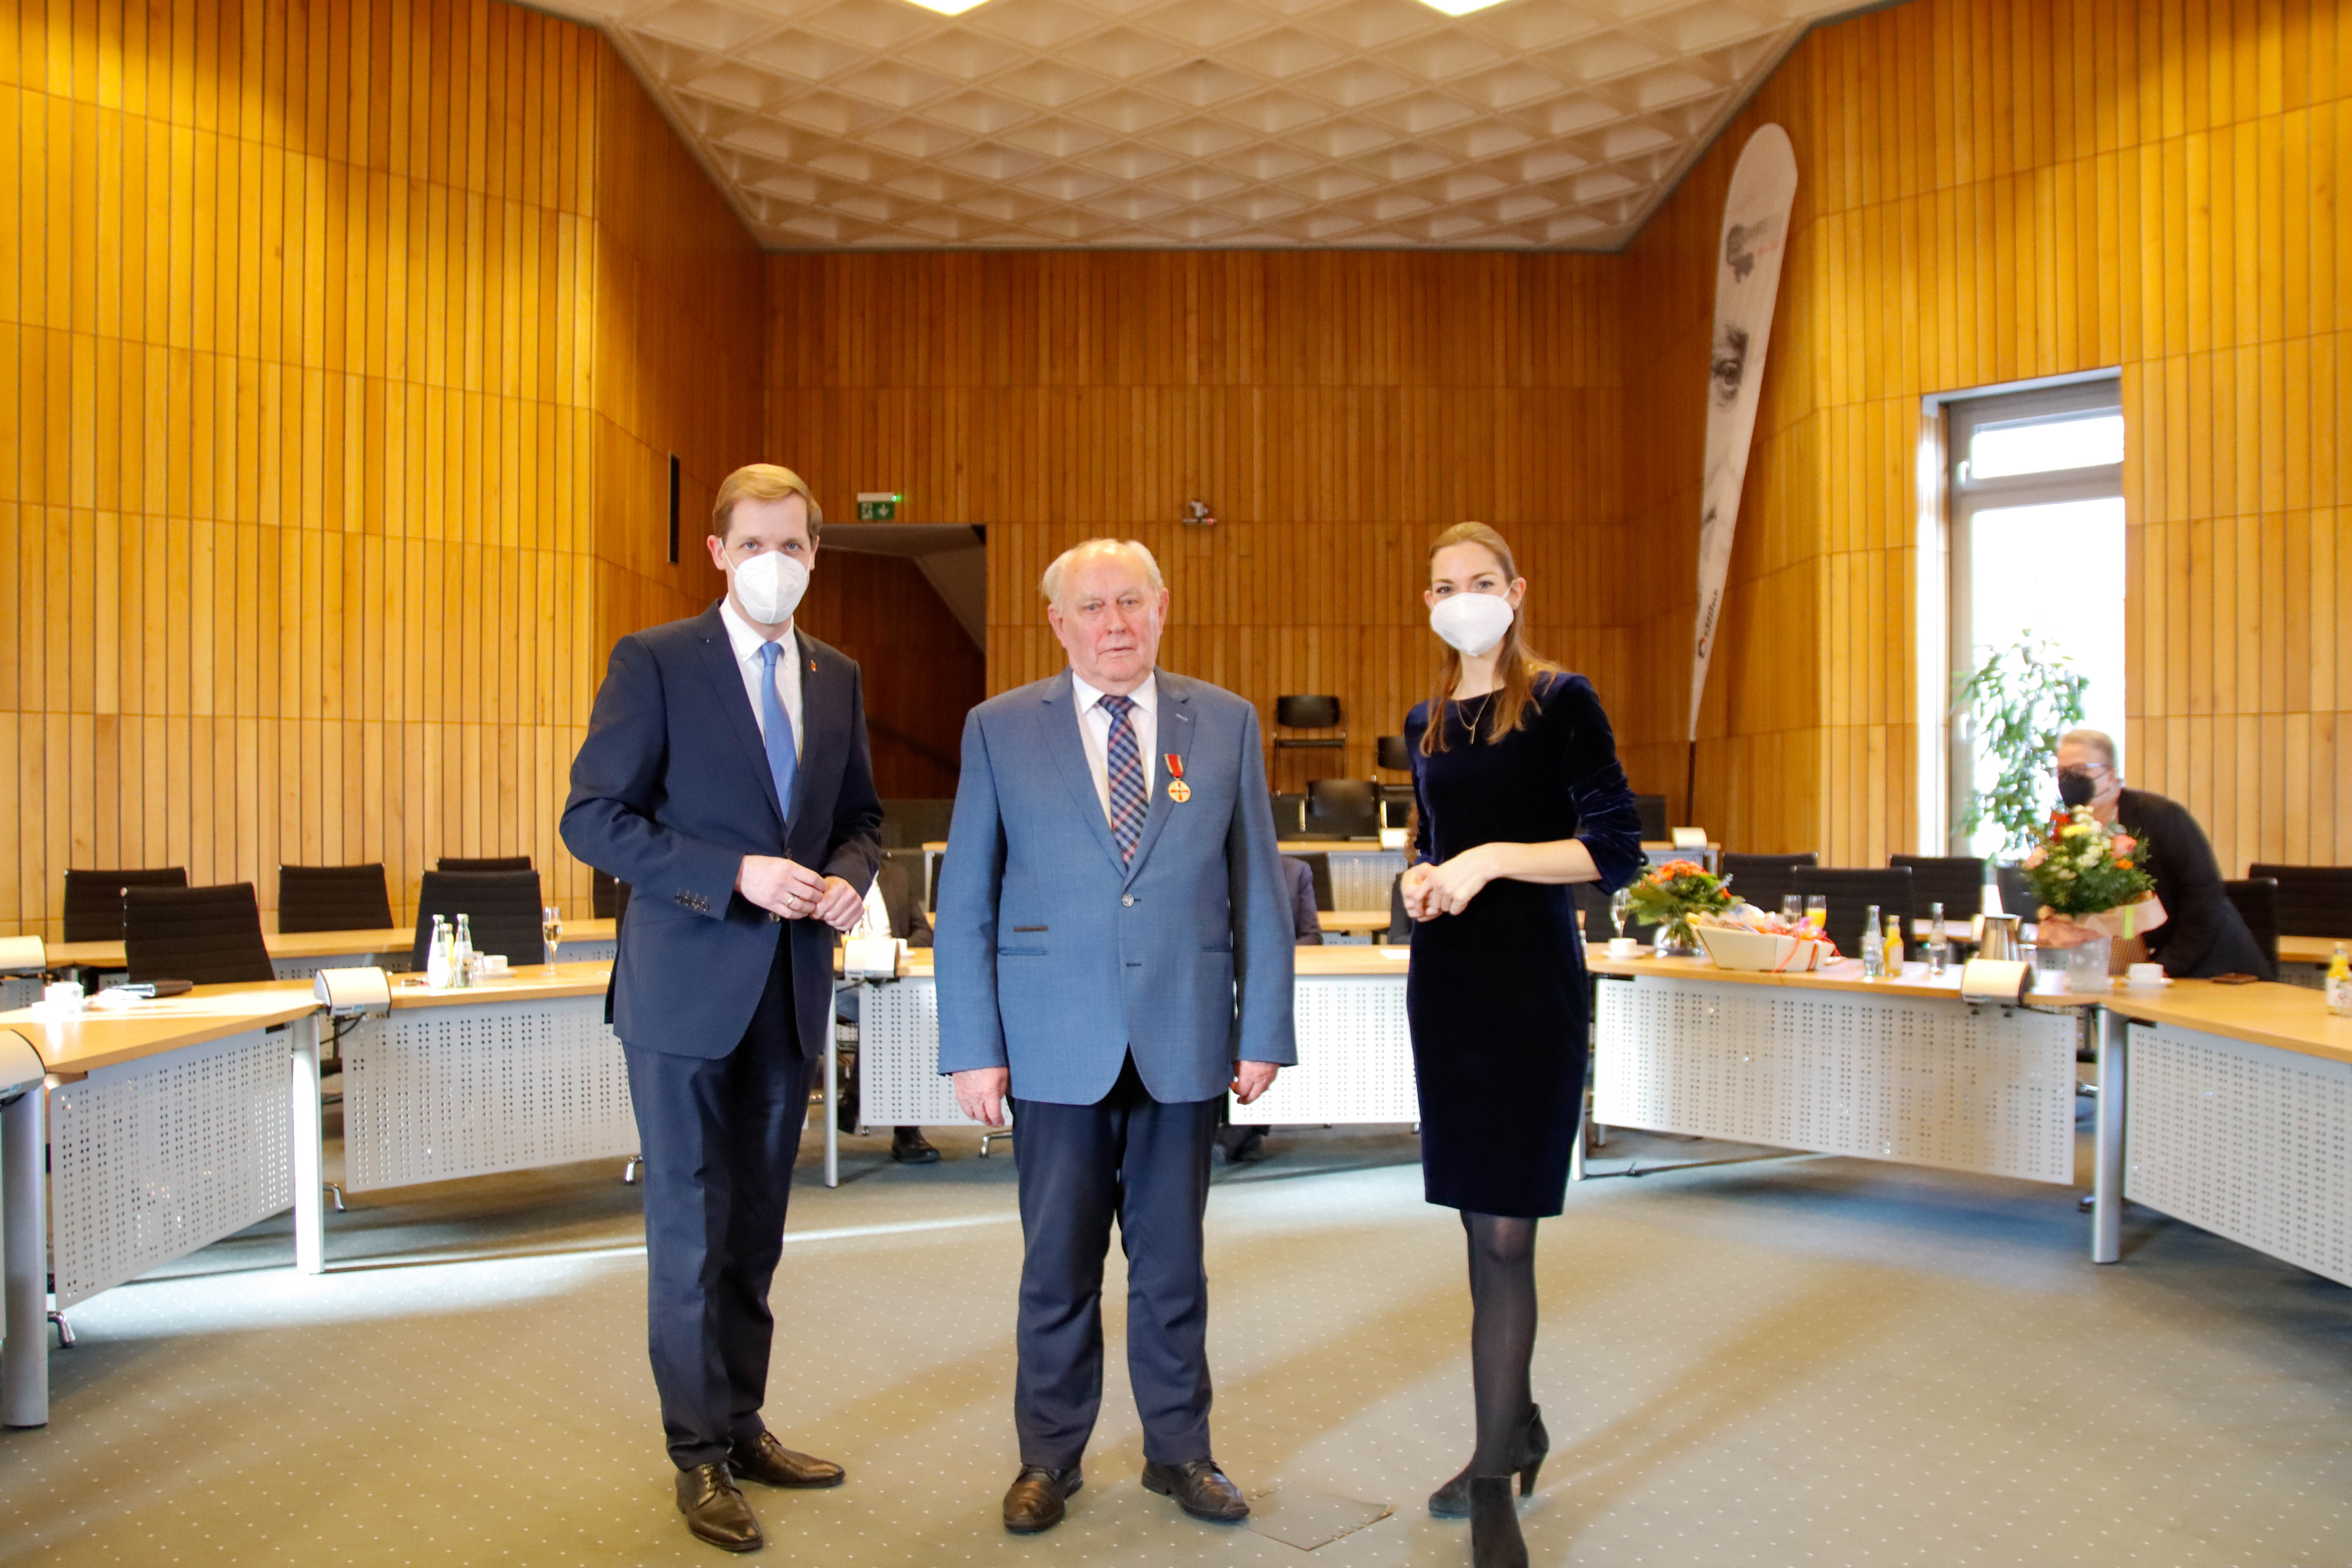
{"left": 2039, "top": 729, "right": 2271, "bottom": 980}
{"left": 1395, "top": 523, "right": 1645, "bottom": 1568}
{"left": 564, "top": 464, "right": 883, "bottom": 1553}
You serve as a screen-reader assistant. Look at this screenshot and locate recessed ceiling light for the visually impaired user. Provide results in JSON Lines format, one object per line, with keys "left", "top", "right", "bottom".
{"left": 1414, "top": 0, "right": 1508, "bottom": 13}
{"left": 903, "top": 0, "right": 991, "bottom": 13}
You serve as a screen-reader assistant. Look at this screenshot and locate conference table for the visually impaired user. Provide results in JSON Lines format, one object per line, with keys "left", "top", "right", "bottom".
{"left": 41, "top": 918, "right": 620, "bottom": 982}
{"left": 0, "top": 985, "right": 329, "bottom": 1428}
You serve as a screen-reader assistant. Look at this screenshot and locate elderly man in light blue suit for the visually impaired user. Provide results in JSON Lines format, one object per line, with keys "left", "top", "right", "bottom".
{"left": 936, "top": 537, "right": 1296, "bottom": 1537}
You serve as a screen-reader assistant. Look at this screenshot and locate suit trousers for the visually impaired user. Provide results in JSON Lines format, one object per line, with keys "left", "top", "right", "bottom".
{"left": 624, "top": 936, "right": 811, "bottom": 1470}
{"left": 1011, "top": 1054, "right": 1222, "bottom": 1470}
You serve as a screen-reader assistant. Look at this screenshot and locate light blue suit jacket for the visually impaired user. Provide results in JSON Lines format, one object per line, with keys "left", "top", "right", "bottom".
{"left": 934, "top": 668, "right": 1298, "bottom": 1105}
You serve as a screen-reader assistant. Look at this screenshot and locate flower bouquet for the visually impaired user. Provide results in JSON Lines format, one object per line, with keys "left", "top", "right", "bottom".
{"left": 2023, "top": 806, "right": 2166, "bottom": 986}
{"left": 1623, "top": 859, "right": 1735, "bottom": 956}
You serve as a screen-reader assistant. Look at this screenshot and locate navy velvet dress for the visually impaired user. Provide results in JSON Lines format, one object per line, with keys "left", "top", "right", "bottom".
{"left": 1403, "top": 673, "right": 1644, "bottom": 1218}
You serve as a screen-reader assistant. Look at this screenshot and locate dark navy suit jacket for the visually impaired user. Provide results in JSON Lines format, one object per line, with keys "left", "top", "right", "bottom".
{"left": 561, "top": 604, "right": 883, "bottom": 1060}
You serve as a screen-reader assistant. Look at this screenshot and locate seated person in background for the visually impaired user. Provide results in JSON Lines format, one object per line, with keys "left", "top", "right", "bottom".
{"left": 871, "top": 858, "right": 943, "bottom": 1163}
{"left": 2042, "top": 728, "right": 2272, "bottom": 980}
{"left": 1281, "top": 854, "right": 1325, "bottom": 946}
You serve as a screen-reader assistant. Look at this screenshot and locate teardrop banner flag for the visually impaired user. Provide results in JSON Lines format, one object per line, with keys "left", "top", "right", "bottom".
{"left": 1688, "top": 125, "right": 1798, "bottom": 804}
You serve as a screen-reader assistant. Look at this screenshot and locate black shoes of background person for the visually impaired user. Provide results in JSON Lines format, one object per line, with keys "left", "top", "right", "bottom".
{"left": 1428, "top": 1404, "right": 1548, "bottom": 1516}
{"left": 1140, "top": 1457, "right": 1250, "bottom": 1522}
{"left": 1002, "top": 1464, "right": 1082, "bottom": 1533}
{"left": 891, "top": 1127, "right": 942, "bottom": 1163}
{"left": 676, "top": 1435, "right": 846, "bottom": 1553}
{"left": 1214, "top": 1126, "right": 1267, "bottom": 1163}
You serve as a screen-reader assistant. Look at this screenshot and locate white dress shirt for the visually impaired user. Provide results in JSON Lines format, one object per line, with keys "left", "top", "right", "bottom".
{"left": 1071, "top": 670, "right": 1158, "bottom": 824}
{"left": 720, "top": 597, "right": 804, "bottom": 761}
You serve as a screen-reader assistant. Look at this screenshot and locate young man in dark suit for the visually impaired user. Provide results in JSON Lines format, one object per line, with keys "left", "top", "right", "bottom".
{"left": 563, "top": 464, "right": 883, "bottom": 1553}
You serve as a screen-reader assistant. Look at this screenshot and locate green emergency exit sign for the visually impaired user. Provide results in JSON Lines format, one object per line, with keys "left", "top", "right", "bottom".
{"left": 856, "top": 492, "right": 900, "bottom": 521}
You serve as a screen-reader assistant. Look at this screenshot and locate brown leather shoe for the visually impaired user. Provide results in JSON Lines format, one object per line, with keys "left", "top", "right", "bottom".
{"left": 1001, "top": 1463, "right": 1082, "bottom": 1534}
{"left": 1141, "top": 1457, "right": 1249, "bottom": 1522}
{"left": 676, "top": 1462, "right": 762, "bottom": 1552}
{"left": 729, "top": 1431, "right": 846, "bottom": 1489}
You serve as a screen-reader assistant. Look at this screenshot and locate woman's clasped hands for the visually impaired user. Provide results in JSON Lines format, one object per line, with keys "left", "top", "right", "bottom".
{"left": 1400, "top": 845, "right": 1503, "bottom": 921}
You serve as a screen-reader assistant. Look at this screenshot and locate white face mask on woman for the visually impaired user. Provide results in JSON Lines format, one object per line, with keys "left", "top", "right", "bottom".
{"left": 1428, "top": 591, "right": 1514, "bottom": 657}
{"left": 733, "top": 549, "right": 809, "bottom": 626}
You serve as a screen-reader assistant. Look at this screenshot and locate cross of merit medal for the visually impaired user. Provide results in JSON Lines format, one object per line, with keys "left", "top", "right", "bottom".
{"left": 1165, "top": 753, "right": 1190, "bottom": 803}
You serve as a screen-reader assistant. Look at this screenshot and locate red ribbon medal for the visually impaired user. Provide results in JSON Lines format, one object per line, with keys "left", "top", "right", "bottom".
{"left": 1165, "top": 753, "right": 1190, "bottom": 803}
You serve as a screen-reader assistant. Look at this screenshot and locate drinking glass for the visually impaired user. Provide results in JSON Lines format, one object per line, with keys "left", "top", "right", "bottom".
{"left": 1804, "top": 895, "right": 1829, "bottom": 934}
{"left": 1609, "top": 886, "right": 1633, "bottom": 939}
{"left": 542, "top": 905, "right": 562, "bottom": 966}
{"left": 1781, "top": 894, "right": 1804, "bottom": 925}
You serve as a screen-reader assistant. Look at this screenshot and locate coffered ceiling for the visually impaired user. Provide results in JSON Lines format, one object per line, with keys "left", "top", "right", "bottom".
{"left": 541, "top": 0, "right": 1872, "bottom": 249}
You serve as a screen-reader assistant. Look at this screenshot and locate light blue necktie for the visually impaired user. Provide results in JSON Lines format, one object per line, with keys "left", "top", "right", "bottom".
{"left": 758, "top": 641, "right": 798, "bottom": 822}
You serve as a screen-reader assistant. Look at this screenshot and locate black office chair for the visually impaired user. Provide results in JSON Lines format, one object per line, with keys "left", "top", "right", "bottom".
{"left": 1633, "top": 794, "right": 1668, "bottom": 842}
{"left": 1376, "top": 782, "right": 1416, "bottom": 831}
{"left": 1994, "top": 861, "right": 2033, "bottom": 918}
{"left": 63, "top": 866, "right": 189, "bottom": 943}
{"left": 1274, "top": 696, "right": 1346, "bottom": 783}
{"left": 880, "top": 848, "right": 928, "bottom": 912}
{"left": 1270, "top": 792, "right": 1308, "bottom": 836}
{"left": 877, "top": 799, "right": 957, "bottom": 850}
{"left": 2223, "top": 877, "right": 2281, "bottom": 971}
{"left": 1717, "top": 852, "right": 1818, "bottom": 913}
{"left": 591, "top": 868, "right": 623, "bottom": 920}
{"left": 1288, "top": 851, "right": 1336, "bottom": 912}
{"left": 1891, "top": 853, "right": 1989, "bottom": 923}
{"left": 438, "top": 855, "right": 533, "bottom": 873}
{"left": 1376, "top": 734, "right": 1412, "bottom": 772}
{"left": 277, "top": 864, "right": 395, "bottom": 933}
{"left": 2245, "top": 864, "right": 2352, "bottom": 937}
{"left": 411, "top": 869, "right": 546, "bottom": 971}
{"left": 1788, "top": 866, "right": 1916, "bottom": 957}
{"left": 1305, "top": 777, "right": 1378, "bottom": 838}
{"left": 123, "top": 883, "right": 276, "bottom": 985}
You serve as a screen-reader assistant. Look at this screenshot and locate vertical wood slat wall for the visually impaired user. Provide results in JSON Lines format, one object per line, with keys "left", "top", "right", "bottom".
{"left": 1621, "top": 0, "right": 2352, "bottom": 877}
{"left": 0, "top": 0, "right": 753, "bottom": 938}
{"left": 762, "top": 250, "right": 1630, "bottom": 793}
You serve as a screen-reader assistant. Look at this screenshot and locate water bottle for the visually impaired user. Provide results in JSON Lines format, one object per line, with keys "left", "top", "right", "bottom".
{"left": 1861, "top": 903, "right": 1886, "bottom": 978}
{"left": 454, "top": 913, "right": 476, "bottom": 988}
{"left": 1925, "top": 901, "right": 1951, "bottom": 977}
{"left": 426, "top": 915, "right": 451, "bottom": 989}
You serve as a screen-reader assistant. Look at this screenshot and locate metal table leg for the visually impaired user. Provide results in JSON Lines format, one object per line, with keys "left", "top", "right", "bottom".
{"left": 2092, "top": 1007, "right": 2129, "bottom": 1264}
{"left": 290, "top": 1016, "right": 326, "bottom": 1275}
{"left": 2, "top": 1078, "right": 48, "bottom": 1427}
{"left": 823, "top": 1010, "right": 839, "bottom": 1190}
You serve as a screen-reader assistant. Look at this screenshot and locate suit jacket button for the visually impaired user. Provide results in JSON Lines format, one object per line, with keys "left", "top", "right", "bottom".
{"left": 1121, "top": 895, "right": 1134, "bottom": 907}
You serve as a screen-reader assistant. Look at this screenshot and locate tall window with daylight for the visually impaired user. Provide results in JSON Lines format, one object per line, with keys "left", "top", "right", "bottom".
{"left": 1945, "top": 377, "right": 2126, "bottom": 857}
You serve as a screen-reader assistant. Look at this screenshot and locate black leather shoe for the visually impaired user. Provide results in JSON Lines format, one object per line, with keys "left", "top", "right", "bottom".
{"left": 729, "top": 1431, "right": 845, "bottom": 1489}
{"left": 891, "top": 1127, "right": 942, "bottom": 1164}
{"left": 1002, "top": 1463, "right": 1082, "bottom": 1533}
{"left": 1141, "top": 1457, "right": 1249, "bottom": 1522}
{"left": 1430, "top": 1405, "right": 1548, "bottom": 1518}
{"left": 677, "top": 1462, "right": 762, "bottom": 1552}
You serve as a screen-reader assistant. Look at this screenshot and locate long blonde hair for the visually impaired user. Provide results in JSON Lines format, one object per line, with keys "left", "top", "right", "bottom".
{"left": 1420, "top": 522, "right": 1560, "bottom": 755}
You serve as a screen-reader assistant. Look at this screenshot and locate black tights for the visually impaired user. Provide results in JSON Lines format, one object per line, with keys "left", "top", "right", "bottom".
{"left": 1462, "top": 1210, "right": 1539, "bottom": 1475}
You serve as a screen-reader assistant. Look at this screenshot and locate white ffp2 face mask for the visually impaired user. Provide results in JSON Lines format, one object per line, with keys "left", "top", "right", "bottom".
{"left": 733, "top": 549, "right": 809, "bottom": 625}
{"left": 1429, "top": 591, "right": 1514, "bottom": 656}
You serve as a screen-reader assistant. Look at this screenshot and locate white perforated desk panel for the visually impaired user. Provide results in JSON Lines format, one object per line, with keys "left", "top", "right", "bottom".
{"left": 1593, "top": 973, "right": 2081, "bottom": 1185}
{"left": 2125, "top": 1022, "right": 2352, "bottom": 1287}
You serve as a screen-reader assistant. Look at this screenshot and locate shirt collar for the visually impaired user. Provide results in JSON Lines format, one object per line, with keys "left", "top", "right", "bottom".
{"left": 720, "top": 596, "right": 795, "bottom": 668}
{"left": 1072, "top": 669, "right": 1157, "bottom": 715}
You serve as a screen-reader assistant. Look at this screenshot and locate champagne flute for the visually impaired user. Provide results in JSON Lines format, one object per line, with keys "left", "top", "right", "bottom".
{"left": 1609, "top": 886, "right": 1633, "bottom": 940}
{"left": 1781, "top": 894, "right": 1804, "bottom": 925}
{"left": 542, "top": 904, "right": 562, "bottom": 967}
{"left": 1804, "top": 895, "right": 1829, "bottom": 935}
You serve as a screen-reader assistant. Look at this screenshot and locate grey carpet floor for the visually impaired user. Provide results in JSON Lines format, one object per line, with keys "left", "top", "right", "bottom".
{"left": 2, "top": 1107, "right": 2347, "bottom": 1567}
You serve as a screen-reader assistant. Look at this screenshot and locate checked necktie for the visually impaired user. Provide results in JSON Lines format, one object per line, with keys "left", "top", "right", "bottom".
{"left": 757, "top": 641, "right": 798, "bottom": 822}
{"left": 1097, "top": 692, "right": 1148, "bottom": 864}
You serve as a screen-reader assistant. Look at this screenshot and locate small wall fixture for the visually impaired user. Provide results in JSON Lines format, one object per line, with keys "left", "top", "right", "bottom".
{"left": 1181, "top": 500, "right": 1218, "bottom": 528}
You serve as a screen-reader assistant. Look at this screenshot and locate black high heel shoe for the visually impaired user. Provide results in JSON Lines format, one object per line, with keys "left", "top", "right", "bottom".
{"left": 1428, "top": 1405, "right": 1548, "bottom": 1517}
{"left": 1468, "top": 1477, "right": 1529, "bottom": 1568}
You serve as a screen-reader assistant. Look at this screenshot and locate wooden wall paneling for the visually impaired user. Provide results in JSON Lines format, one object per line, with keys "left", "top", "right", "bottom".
{"left": 1621, "top": 0, "right": 2351, "bottom": 875}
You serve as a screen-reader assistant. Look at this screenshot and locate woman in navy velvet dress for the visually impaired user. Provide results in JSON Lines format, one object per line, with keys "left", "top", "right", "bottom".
{"left": 1398, "top": 522, "right": 1644, "bottom": 1568}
